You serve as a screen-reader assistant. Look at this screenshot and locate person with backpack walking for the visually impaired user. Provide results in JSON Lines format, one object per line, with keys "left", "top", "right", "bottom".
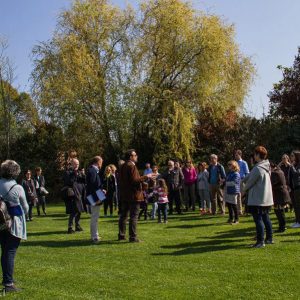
{"left": 0, "top": 160, "right": 29, "bottom": 294}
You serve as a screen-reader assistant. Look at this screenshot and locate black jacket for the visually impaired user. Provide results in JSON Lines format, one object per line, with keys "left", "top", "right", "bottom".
{"left": 291, "top": 164, "right": 300, "bottom": 190}
{"left": 271, "top": 168, "right": 291, "bottom": 206}
{"left": 103, "top": 174, "right": 116, "bottom": 198}
{"left": 62, "top": 169, "right": 85, "bottom": 214}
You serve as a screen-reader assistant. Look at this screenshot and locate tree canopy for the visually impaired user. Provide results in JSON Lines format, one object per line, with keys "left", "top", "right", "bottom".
{"left": 31, "top": 0, "right": 254, "bottom": 165}
{"left": 269, "top": 47, "right": 300, "bottom": 121}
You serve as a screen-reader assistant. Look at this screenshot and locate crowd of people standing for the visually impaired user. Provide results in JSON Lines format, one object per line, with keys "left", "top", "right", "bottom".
{"left": 0, "top": 146, "right": 300, "bottom": 293}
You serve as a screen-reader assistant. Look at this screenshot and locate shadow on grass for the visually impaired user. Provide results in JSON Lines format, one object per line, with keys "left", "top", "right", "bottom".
{"left": 152, "top": 238, "right": 245, "bottom": 256}
{"left": 212, "top": 228, "right": 255, "bottom": 239}
{"left": 43, "top": 214, "right": 68, "bottom": 218}
{"left": 28, "top": 231, "right": 67, "bottom": 236}
{"left": 167, "top": 223, "right": 215, "bottom": 229}
{"left": 280, "top": 240, "right": 300, "bottom": 243}
{"left": 22, "top": 239, "right": 126, "bottom": 248}
{"left": 152, "top": 227, "right": 252, "bottom": 256}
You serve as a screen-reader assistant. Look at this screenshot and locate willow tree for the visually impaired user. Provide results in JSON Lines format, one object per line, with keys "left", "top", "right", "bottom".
{"left": 32, "top": 0, "right": 254, "bottom": 164}
{"left": 132, "top": 0, "right": 254, "bottom": 164}
{"left": 31, "top": 0, "right": 134, "bottom": 160}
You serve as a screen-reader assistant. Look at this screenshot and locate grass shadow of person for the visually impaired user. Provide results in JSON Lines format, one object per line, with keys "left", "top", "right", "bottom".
{"left": 22, "top": 239, "right": 127, "bottom": 248}
{"left": 28, "top": 231, "right": 68, "bottom": 236}
{"left": 166, "top": 223, "right": 216, "bottom": 229}
{"left": 152, "top": 238, "right": 245, "bottom": 256}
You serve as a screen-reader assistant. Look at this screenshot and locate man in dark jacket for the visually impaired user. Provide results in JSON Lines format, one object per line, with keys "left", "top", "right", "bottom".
{"left": 86, "top": 156, "right": 103, "bottom": 244}
{"left": 163, "top": 160, "right": 184, "bottom": 214}
{"left": 118, "top": 149, "right": 150, "bottom": 242}
{"left": 34, "top": 167, "right": 47, "bottom": 216}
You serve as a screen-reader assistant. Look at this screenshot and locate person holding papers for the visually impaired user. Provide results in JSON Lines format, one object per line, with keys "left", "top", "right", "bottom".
{"left": 86, "top": 156, "right": 105, "bottom": 244}
{"left": 118, "top": 149, "right": 151, "bottom": 242}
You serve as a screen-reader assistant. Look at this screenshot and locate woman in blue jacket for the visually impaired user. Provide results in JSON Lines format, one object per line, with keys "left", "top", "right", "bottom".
{"left": 225, "top": 160, "right": 241, "bottom": 224}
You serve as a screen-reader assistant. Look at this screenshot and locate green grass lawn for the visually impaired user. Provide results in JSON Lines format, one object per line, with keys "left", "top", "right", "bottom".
{"left": 5, "top": 205, "right": 300, "bottom": 299}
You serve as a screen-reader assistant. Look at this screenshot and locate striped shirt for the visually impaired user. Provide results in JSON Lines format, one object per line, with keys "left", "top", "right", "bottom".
{"left": 155, "top": 187, "right": 169, "bottom": 203}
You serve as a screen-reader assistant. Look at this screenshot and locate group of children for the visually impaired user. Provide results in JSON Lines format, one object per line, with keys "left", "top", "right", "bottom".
{"left": 138, "top": 160, "right": 243, "bottom": 226}
{"left": 139, "top": 178, "right": 169, "bottom": 224}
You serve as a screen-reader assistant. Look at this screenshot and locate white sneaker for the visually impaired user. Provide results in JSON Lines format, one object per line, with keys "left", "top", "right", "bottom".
{"left": 291, "top": 222, "right": 300, "bottom": 228}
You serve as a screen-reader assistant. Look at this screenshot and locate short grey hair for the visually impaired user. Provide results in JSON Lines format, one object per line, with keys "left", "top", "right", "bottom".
{"left": 1, "top": 160, "right": 21, "bottom": 179}
{"left": 168, "top": 160, "right": 174, "bottom": 166}
{"left": 210, "top": 154, "right": 218, "bottom": 160}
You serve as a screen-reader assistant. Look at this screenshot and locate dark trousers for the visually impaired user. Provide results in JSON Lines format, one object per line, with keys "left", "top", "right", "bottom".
{"left": 169, "top": 190, "right": 181, "bottom": 214}
{"left": 184, "top": 184, "right": 196, "bottom": 210}
{"left": 252, "top": 211, "right": 273, "bottom": 242}
{"left": 118, "top": 201, "right": 140, "bottom": 241}
{"left": 104, "top": 195, "right": 114, "bottom": 216}
{"left": 274, "top": 208, "right": 286, "bottom": 230}
{"left": 138, "top": 203, "right": 148, "bottom": 220}
{"left": 27, "top": 204, "right": 34, "bottom": 220}
{"left": 37, "top": 195, "right": 46, "bottom": 215}
{"left": 227, "top": 203, "right": 238, "bottom": 221}
{"left": 158, "top": 203, "right": 168, "bottom": 222}
{"left": 0, "top": 231, "right": 21, "bottom": 286}
{"left": 68, "top": 212, "right": 81, "bottom": 229}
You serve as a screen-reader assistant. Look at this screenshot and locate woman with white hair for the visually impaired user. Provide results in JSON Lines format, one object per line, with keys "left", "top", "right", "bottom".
{"left": 0, "top": 160, "right": 29, "bottom": 293}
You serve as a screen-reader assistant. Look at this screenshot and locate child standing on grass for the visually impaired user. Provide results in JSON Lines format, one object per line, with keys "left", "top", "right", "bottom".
{"left": 225, "top": 160, "right": 241, "bottom": 225}
{"left": 145, "top": 179, "right": 157, "bottom": 220}
{"left": 155, "top": 179, "right": 169, "bottom": 224}
{"left": 139, "top": 182, "right": 149, "bottom": 220}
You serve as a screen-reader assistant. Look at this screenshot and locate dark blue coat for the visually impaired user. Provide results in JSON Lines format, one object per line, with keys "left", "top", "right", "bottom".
{"left": 86, "top": 165, "right": 102, "bottom": 203}
{"left": 226, "top": 171, "right": 241, "bottom": 195}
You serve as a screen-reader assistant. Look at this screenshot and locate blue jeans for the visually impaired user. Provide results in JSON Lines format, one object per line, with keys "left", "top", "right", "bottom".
{"left": 0, "top": 231, "right": 21, "bottom": 286}
{"left": 151, "top": 202, "right": 158, "bottom": 219}
{"left": 158, "top": 203, "right": 168, "bottom": 222}
{"left": 252, "top": 211, "right": 273, "bottom": 242}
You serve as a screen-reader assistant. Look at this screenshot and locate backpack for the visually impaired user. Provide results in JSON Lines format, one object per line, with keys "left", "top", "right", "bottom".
{"left": 0, "top": 184, "right": 17, "bottom": 232}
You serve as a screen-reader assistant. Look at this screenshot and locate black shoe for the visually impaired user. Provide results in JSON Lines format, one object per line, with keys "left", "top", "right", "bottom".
{"left": 250, "top": 242, "right": 265, "bottom": 248}
{"left": 4, "top": 284, "right": 21, "bottom": 293}
{"left": 118, "top": 236, "right": 126, "bottom": 241}
{"left": 275, "top": 228, "right": 286, "bottom": 233}
{"left": 67, "top": 228, "right": 75, "bottom": 234}
{"left": 75, "top": 226, "right": 83, "bottom": 232}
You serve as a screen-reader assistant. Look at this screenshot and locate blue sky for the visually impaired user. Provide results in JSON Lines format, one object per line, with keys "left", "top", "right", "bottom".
{"left": 1, "top": 0, "right": 299, "bottom": 118}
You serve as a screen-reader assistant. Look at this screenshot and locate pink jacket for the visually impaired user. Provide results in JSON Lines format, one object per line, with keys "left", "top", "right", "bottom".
{"left": 182, "top": 167, "right": 197, "bottom": 185}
